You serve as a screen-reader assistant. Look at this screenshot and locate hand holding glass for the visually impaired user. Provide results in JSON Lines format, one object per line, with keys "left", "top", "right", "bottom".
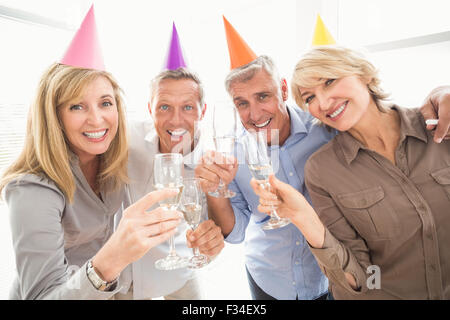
{"left": 180, "top": 178, "right": 210, "bottom": 269}
{"left": 153, "top": 153, "right": 188, "bottom": 270}
{"left": 208, "top": 104, "right": 236, "bottom": 198}
{"left": 242, "top": 131, "right": 291, "bottom": 230}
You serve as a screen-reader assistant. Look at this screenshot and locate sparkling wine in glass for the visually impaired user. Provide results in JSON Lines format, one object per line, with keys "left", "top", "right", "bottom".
{"left": 180, "top": 178, "right": 210, "bottom": 269}
{"left": 208, "top": 103, "right": 237, "bottom": 198}
{"left": 153, "top": 153, "right": 188, "bottom": 270}
{"left": 242, "top": 131, "right": 291, "bottom": 230}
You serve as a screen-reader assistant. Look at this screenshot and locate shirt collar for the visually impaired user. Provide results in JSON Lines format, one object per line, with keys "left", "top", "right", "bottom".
{"left": 236, "top": 104, "right": 309, "bottom": 149}
{"left": 337, "top": 105, "right": 428, "bottom": 165}
{"left": 68, "top": 149, "right": 79, "bottom": 166}
{"left": 393, "top": 105, "right": 428, "bottom": 143}
{"left": 336, "top": 131, "right": 363, "bottom": 165}
{"left": 286, "top": 104, "right": 308, "bottom": 137}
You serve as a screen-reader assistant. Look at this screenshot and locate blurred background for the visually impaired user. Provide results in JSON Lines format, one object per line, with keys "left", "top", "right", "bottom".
{"left": 1, "top": 0, "right": 449, "bottom": 299}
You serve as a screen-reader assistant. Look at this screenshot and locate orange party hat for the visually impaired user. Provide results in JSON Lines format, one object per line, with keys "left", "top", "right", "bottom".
{"left": 223, "top": 16, "right": 257, "bottom": 70}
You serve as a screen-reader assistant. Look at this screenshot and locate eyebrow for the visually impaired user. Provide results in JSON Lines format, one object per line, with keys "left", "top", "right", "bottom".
{"left": 254, "top": 91, "right": 271, "bottom": 96}
{"left": 181, "top": 99, "right": 198, "bottom": 105}
{"left": 101, "top": 94, "right": 114, "bottom": 99}
{"left": 156, "top": 99, "right": 199, "bottom": 107}
{"left": 233, "top": 91, "right": 271, "bottom": 102}
{"left": 300, "top": 91, "right": 310, "bottom": 98}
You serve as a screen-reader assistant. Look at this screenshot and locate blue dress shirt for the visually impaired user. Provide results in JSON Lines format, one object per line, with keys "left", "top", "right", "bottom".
{"left": 226, "top": 105, "right": 336, "bottom": 300}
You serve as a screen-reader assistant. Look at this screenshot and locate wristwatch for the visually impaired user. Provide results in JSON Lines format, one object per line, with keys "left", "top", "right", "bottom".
{"left": 86, "top": 259, "right": 117, "bottom": 291}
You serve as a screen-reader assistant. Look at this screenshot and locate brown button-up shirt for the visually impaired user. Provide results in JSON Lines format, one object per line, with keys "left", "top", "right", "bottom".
{"left": 305, "top": 106, "right": 450, "bottom": 300}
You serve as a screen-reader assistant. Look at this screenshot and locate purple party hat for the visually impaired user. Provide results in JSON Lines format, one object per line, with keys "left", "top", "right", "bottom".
{"left": 164, "top": 22, "right": 187, "bottom": 70}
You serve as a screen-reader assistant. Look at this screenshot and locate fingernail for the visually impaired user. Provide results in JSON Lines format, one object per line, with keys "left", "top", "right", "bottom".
{"left": 436, "top": 137, "right": 443, "bottom": 143}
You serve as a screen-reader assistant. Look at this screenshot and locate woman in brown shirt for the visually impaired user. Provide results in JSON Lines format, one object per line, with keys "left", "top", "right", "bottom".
{"left": 250, "top": 46, "right": 450, "bottom": 299}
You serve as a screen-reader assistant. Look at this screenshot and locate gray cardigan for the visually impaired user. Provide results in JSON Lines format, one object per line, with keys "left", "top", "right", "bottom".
{"left": 4, "top": 155, "right": 130, "bottom": 299}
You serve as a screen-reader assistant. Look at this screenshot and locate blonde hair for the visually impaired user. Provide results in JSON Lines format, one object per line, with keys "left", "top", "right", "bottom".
{"left": 291, "top": 46, "right": 389, "bottom": 116}
{"left": 0, "top": 63, "right": 128, "bottom": 202}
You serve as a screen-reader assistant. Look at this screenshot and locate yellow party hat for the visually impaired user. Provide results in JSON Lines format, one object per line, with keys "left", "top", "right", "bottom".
{"left": 312, "top": 14, "right": 336, "bottom": 46}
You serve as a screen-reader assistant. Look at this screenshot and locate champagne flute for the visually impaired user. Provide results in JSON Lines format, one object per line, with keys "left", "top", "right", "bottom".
{"left": 242, "top": 131, "right": 291, "bottom": 230}
{"left": 179, "top": 177, "right": 210, "bottom": 269}
{"left": 153, "top": 153, "right": 188, "bottom": 270}
{"left": 208, "top": 103, "right": 237, "bottom": 198}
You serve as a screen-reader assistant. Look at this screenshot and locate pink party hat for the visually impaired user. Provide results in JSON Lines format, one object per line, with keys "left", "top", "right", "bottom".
{"left": 164, "top": 22, "right": 187, "bottom": 70}
{"left": 60, "top": 4, "right": 105, "bottom": 71}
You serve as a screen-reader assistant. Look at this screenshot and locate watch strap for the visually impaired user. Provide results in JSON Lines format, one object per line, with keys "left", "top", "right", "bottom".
{"left": 86, "top": 259, "right": 118, "bottom": 292}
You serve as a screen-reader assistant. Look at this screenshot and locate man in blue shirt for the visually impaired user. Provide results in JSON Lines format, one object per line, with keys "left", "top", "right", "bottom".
{"left": 195, "top": 55, "right": 335, "bottom": 299}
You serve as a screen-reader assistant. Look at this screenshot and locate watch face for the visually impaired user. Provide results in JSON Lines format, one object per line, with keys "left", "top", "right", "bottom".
{"left": 86, "top": 260, "right": 116, "bottom": 291}
{"left": 87, "top": 261, "right": 106, "bottom": 289}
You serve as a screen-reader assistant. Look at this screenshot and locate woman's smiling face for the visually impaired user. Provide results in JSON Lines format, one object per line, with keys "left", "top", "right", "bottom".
{"left": 58, "top": 76, "right": 119, "bottom": 163}
{"left": 299, "top": 75, "right": 372, "bottom": 131}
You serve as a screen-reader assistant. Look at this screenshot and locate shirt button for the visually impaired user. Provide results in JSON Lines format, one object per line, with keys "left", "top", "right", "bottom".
{"left": 292, "top": 281, "right": 296, "bottom": 286}
{"left": 289, "top": 172, "right": 293, "bottom": 176}
{"left": 296, "top": 241, "right": 300, "bottom": 246}
{"left": 295, "top": 261, "right": 299, "bottom": 265}
{"left": 427, "top": 232, "right": 433, "bottom": 240}
{"left": 430, "top": 264, "right": 436, "bottom": 271}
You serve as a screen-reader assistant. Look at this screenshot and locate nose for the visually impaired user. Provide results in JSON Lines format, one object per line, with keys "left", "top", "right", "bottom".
{"left": 169, "top": 107, "right": 183, "bottom": 126}
{"left": 87, "top": 105, "right": 104, "bottom": 126}
{"left": 249, "top": 103, "right": 265, "bottom": 122}
{"left": 315, "top": 90, "right": 333, "bottom": 112}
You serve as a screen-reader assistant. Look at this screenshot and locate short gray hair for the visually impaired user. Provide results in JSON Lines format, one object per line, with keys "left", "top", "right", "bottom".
{"left": 150, "top": 67, "right": 205, "bottom": 109}
{"left": 225, "top": 55, "right": 281, "bottom": 95}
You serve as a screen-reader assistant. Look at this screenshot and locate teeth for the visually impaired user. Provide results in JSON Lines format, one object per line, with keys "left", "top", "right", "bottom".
{"left": 169, "top": 129, "right": 187, "bottom": 136}
{"left": 84, "top": 130, "right": 106, "bottom": 139}
{"left": 329, "top": 102, "right": 347, "bottom": 118}
{"left": 254, "top": 119, "right": 271, "bottom": 128}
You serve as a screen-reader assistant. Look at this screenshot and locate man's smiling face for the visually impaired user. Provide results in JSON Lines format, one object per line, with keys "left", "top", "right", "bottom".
{"left": 229, "top": 69, "right": 290, "bottom": 145}
{"left": 149, "top": 78, "right": 204, "bottom": 154}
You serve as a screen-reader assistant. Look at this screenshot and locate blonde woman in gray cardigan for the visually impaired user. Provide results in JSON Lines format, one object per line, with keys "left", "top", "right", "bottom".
{"left": 0, "top": 63, "right": 182, "bottom": 299}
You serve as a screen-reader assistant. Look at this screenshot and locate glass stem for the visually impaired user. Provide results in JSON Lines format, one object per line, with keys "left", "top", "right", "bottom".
{"left": 217, "top": 178, "right": 225, "bottom": 190}
{"left": 263, "top": 181, "right": 281, "bottom": 221}
{"left": 168, "top": 235, "right": 177, "bottom": 257}
{"left": 270, "top": 208, "right": 281, "bottom": 221}
{"left": 191, "top": 226, "right": 200, "bottom": 256}
{"left": 193, "top": 246, "right": 200, "bottom": 257}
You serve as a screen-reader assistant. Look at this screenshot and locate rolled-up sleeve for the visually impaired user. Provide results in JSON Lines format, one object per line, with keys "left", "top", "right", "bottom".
{"left": 305, "top": 161, "right": 373, "bottom": 295}
{"left": 6, "top": 179, "right": 123, "bottom": 300}
{"left": 225, "top": 179, "right": 251, "bottom": 244}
